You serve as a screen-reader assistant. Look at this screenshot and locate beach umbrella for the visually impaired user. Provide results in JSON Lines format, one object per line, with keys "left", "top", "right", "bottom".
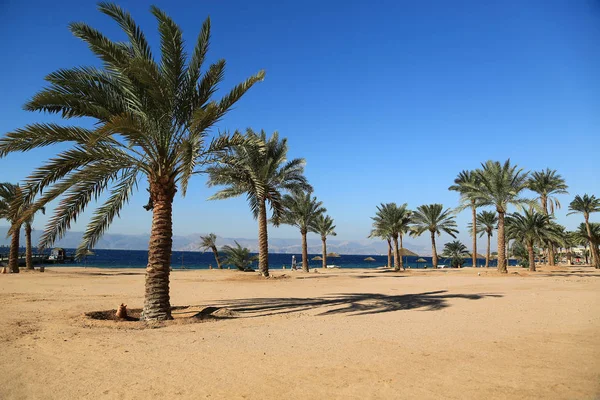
{"left": 416, "top": 258, "right": 427, "bottom": 263}
{"left": 399, "top": 248, "right": 418, "bottom": 257}
{"left": 364, "top": 257, "right": 376, "bottom": 262}
{"left": 312, "top": 256, "right": 323, "bottom": 261}
{"left": 327, "top": 252, "right": 341, "bottom": 258}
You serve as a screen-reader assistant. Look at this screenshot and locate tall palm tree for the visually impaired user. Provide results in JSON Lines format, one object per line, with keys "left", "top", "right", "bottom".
{"left": 568, "top": 194, "right": 600, "bottom": 268}
{"left": 505, "top": 210, "right": 563, "bottom": 272}
{"left": 449, "top": 170, "right": 482, "bottom": 268}
{"left": 222, "top": 242, "right": 257, "bottom": 271}
{"left": 441, "top": 240, "right": 470, "bottom": 268}
{"left": 206, "top": 129, "right": 310, "bottom": 277}
{"left": 0, "top": 4, "right": 264, "bottom": 320}
{"left": 310, "top": 214, "right": 336, "bottom": 269}
{"left": 199, "top": 233, "right": 221, "bottom": 269}
{"left": 370, "top": 203, "right": 411, "bottom": 271}
{"left": 280, "top": 192, "right": 326, "bottom": 272}
{"left": 0, "top": 183, "right": 24, "bottom": 273}
{"left": 528, "top": 169, "right": 568, "bottom": 265}
{"left": 368, "top": 226, "right": 393, "bottom": 269}
{"left": 472, "top": 210, "right": 498, "bottom": 268}
{"left": 410, "top": 204, "right": 458, "bottom": 269}
{"left": 471, "top": 160, "right": 531, "bottom": 273}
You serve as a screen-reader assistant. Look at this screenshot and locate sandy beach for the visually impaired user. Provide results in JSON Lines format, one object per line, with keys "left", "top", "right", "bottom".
{"left": 0, "top": 266, "right": 598, "bottom": 399}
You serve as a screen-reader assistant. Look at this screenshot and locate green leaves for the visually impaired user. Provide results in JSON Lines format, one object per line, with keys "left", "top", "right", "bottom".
{"left": 0, "top": 3, "right": 264, "bottom": 252}
{"left": 279, "top": 192, "right": 326, "bottom": 233}
{"left": 411, "top": 204, "right": 458, "bottom": 238}
{"left": 370, "top": 203, "right": 411, "bottom": 240}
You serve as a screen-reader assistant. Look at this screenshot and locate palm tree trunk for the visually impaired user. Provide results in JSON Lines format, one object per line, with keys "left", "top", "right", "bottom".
{"left": 211, "top": 246, "right": 222, "bottom": 269}
{"left": 471, "top": 203, "right": 477, "bottom": 268}
{"left": 321, "top": 236, "right": 327, "bottom": 269}
{"left": 430, "top": 231, "right": 438, "bottom": 269}
{"left": 301, "top": 230, "right": 309, "bottom": 272}
{"left": 584, "top": 217, "right": 600, "bottom": 268}
{"left": 8, "top": 224, "right": 21, "bottom": 273}
{"left": 399, "top": 234, "right": 404, "bottom": 270}
{"left": 527, "top": 242, "right": 536, "bottom": 272}
{"left": 392, "top": 235, "right": 400, "bottom": 271}
{"left": 485, "top": 232, "right": 491, "bottom": 268}
{"left": 141, "top": 180, "right": 176, "bottom": 321}
{"left": 497, "top": 211, "right": 507, "bottom": 273}
{"left": 386, "top": 238, "right": 392, "bottom": 268}
{"left": 25, "top": 223, "right": 33, "bottom": 270}
{"left": 257, "top": 199, "right": 269, "bottom": 277}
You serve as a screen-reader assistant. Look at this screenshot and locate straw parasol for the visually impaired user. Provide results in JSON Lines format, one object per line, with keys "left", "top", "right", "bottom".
{"left": 327, "top": 252, "right": 341, "bottom": 258}
{"left": 474, "top": 253, "right": 486, "bottom": 259}
{"left": 364, "top": 257, "right": 376, "bottom": 262}
{"left": 312, "top": 256, "right": 323, "bottom": 261}
{"left": 416, "top": 258, "right": 427, "bottom": 263}
{"left": 399, "top": 248, "right": 418, "bottom": 257}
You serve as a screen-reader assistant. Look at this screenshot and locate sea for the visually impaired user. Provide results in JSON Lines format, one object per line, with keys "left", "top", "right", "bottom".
{"left": 13, "top": 248, "right": 513, "bottom": 269}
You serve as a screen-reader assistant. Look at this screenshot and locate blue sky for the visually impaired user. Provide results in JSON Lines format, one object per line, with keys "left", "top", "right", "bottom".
{"left": 0, "top": 0, "right": 599, "bottom": 250}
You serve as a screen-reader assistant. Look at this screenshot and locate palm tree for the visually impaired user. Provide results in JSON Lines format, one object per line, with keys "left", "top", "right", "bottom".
{"left": 528, "top": 169, "right": 568, "bottom": 265}
{"left": 0, "top": 183, "right": 24, "bottom": 273}
{"left": 472, "top": 210, "right": 498, "bottom": 268}
{"left": 0, "top": 4, "right": 264, "bottom": 320}
{"left": 206, "top": 129, "right": 310, "bottom": 277}
{"left": 410, "top": 204, "right": 458, "bottom": 269}
{"left": 222, "top": 242, "right": 257, "bottom": 271}
{"left": 199, "top": 233, "right": 222, "bottom": 269}
{"left": 310, "top": 214, "right": 336, "bottom": 269}
{"left": 368, "top": 226, "right": 393, "bottom": 269}
{"left": 441, "top": 240, "right": 470, "bottom": 268}
{"left": 370, "top": 203, "right": 411, "bottom": 271}
{"left": 449, "top": 170, "right": 482, "bottom": 268}
{"left": 280, "top": 192, "right": 326, "bottom": 272}
{"left": 471, "top": 160, "right": 531, "bottom": 273}
{"left": 505, "top": 210, "right": 563, "bottom": 271}
{"left": 568, "top": 194, "right": 600, "bottom": 268}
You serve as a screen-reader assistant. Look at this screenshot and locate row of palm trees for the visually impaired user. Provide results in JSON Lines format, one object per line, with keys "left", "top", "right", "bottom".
{"left": 369, "top": 161, "right": 599, "bottom": 273}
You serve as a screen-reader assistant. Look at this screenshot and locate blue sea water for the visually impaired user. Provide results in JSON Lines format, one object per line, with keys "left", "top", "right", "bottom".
{"left": 39, "top": 248, "right": 511, "bottom": 269}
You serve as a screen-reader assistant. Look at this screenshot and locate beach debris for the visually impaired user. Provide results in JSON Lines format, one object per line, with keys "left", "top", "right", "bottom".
{"left": 115, "top": 304, "right": 128, "bottom": 319}
{"left": 313, "top": 269, "right": 319, "bottom": 273}
{"left": 1, "top": 266, "right": 7, "bottom": 274}
{"left": 39, "top": 266, "right": 45, "bottom": 272}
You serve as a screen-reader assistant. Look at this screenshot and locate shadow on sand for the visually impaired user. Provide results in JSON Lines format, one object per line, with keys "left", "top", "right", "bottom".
{"left": 213, "top": 290, "right": 503, "bottom": 318}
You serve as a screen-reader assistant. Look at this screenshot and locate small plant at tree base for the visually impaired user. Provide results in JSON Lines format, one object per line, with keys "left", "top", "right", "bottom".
{"left": 222, "top": 242, "right": 258, "bottom": 271}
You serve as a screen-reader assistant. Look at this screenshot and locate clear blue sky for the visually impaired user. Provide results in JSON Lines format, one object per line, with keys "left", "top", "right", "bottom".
{"left": 0, "top": 0, "right": 599, "bottom": 250}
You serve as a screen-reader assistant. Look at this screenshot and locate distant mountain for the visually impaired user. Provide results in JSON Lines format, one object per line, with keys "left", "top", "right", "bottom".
{"left": 0, "top": 226, "right": 430, "bottom": 255}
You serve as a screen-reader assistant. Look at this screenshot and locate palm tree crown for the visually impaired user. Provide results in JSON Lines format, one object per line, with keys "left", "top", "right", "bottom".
{"left": 568, "top": 194, "right": 600, "bottom": 221}
{"left": 505, "top": 210, "right": 563, "bottom": 271}
{"left": 199, "top": 233, "right": 218, "bottom": 251}
{"left": 0, "top": 3, "right": 264, "bottom": 319}
{"left": 280, "top": 192, "right": 326, "bottom": 272}
{"left": 470, "top": 160, "right": 530, "bottom": 273}
{"left": 310, "top": 214, "right": 336, "bottom": 269}
{"left": 370, "top": 203, "right": 412, "bottom": 270}
{"left": 411, "top": 203, "right": 458, "bottom": 269}
{"left": 441, "top": 240, "right": 470, "bottom": 268}
{"left": 206, "top": 129, "right": 310, "bottom": 276}
{"left": 222, "top": 242, "right": 257, "bottom": 271}
{"left": 473, "top": 211, "right": 498, "bottom": 238}
{"left": 528, "top": 169, "right": 568, "bottom": 214}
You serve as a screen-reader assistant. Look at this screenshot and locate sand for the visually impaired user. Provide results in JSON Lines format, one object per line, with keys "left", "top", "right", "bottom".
{"left": 0, "top": 265, "right": 598, "bottom": 399}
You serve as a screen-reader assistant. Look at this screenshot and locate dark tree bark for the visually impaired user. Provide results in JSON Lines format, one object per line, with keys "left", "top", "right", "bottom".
{"left": 399, "top": 234, "right": 404, "bottom": 270}
{"left": 485, "top": 232, "right": 491, "bottom": 268}
{"left": 141, "top": 179, "right": 176, "bottom": 321}
{"left": 430, "top": 230, "right": 438, "bottom": 269}
{"left": 321, "top": 236, "right": 327, "bottom": 269}
{"left": 386, "top": 238, "right": 392, "bottom": 268}
{"left": 528, "top": 243, "right": 536, "bottom": 272}
{"left": 211, "top": 245, "right": 222, "bottom": 269}
{"left": 8, "top": 224, "right": 21, "bottom": 273}
{"left": 392, "top": 235, "right": 400, "bottom": 271}
{"left": 301, "top": 230, "right": 309, "bottom": 272}
{"left": 257, "top": 199, "right": 269, "bottom": 277}
{"left": 497, "top": 211, "right": 508, "bottom": 273}
{"left": 584, "top": 216, "right": 600, "bottom": 269}
{"left": 25, "top": 223, "right": 33, "bottom": 270}
{"left": 471, "top": 202, "right": 477, "bottom": 268}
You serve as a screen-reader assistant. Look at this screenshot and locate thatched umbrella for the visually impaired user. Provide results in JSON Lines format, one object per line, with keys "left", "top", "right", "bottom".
{"left": 312, "top": 255, "right": 323, "bottom": 261}
{"left": 364, "top": 256, "right": 376, "bottom": 262}
{"left": 327, "top": 252, "right": 341, "bottom": 258}
{"left": 399, "top": 248, "right": 418, "bottom": 257}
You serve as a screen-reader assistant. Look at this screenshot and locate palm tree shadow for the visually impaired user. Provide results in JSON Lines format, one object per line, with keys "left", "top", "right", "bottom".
{"left": 213, "top": 290, "right": 503, "bottom": 317}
